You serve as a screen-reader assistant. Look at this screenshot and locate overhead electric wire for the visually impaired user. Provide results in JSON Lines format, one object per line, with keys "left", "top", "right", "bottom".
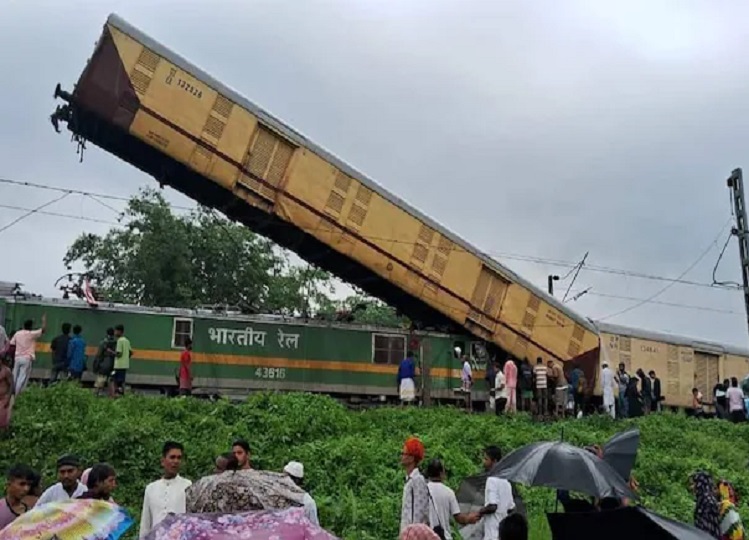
{"left": 598, "top": 219, "right": 734, "bottom": 322}
{"left": 3, "top": 176, "right": 740, "bottom": 292}
{"left": 0, "top": 192, "right": 71, "bottom": 234}
{"left": 0, "top": 203, "right": 119, "bottom": 226}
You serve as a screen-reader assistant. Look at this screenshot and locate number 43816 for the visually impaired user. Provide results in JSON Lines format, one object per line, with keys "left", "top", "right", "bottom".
{"left": 255, "top": 367, "right": 286, "bottom": 379}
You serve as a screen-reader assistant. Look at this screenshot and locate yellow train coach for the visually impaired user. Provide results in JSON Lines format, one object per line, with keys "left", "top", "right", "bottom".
{"left": 51, "top": 14, "right": 600, "bottom": 372}
{"left": 595, "top": 322, "right": 749, "bottom": 409}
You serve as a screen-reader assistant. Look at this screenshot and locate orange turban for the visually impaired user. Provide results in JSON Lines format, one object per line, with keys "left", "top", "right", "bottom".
{"left": 403, "top": 437, "right": 425, "bottom": 462}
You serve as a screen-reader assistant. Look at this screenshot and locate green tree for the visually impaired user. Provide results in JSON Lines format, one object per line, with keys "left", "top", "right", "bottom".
{"left": 63, "top": 188, "right": 333, "bottom": 312}
{"left": 318, "top": 292, "right": 409, "bottom": 328}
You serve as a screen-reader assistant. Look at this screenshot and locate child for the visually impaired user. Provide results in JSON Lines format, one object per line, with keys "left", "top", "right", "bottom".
{"left": 0, "top": 464, "right": 34, "bottom": 529}
{"left": 0, "top": 356, "right": 13, "bottom": 436}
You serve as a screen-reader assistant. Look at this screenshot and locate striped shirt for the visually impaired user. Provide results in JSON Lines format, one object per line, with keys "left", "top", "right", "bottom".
{"left": 533, "top": 365, "right": 548, "bottom": 389}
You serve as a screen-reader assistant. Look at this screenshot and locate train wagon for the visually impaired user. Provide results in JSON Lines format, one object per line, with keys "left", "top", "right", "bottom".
{"left": 0, "top": 293, "right": 487, "bottom": 404}
{"left": 596, "top": 322, "right": 749, "bottom": 409}
{"left": 50, "top": 14, "right": 600, "bottom": 371}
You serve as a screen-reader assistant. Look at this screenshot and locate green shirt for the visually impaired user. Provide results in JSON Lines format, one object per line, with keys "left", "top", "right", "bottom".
{"left": 114, "top": 336, "right": 131, "bottom": 370}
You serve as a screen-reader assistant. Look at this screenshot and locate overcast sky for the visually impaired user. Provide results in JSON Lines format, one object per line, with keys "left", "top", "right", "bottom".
{"left": 1, "top": 0, "right": 749, "bottom": 346}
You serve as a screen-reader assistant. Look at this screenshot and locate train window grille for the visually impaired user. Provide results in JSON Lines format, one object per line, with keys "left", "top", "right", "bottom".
{"left": 171, "top": 318, "right": 194, "bottom": 349}
{"left": 372, "top": 333, "right": 406, "bottom": 365}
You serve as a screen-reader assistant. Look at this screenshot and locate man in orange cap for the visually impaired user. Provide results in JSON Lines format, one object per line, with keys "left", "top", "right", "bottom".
{"left": 400, "top": 436, "right": 429, "bottom": 532}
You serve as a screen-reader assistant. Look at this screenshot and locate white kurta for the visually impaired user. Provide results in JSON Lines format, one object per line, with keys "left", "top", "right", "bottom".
{"left": 36, "top": 482, "right": 87, "bottom": 506}
{"left": 601, "top": 367, "right": 615, "bottom": 419}
{"left": 139, "top": 476, "right": 192, "bottom": 538}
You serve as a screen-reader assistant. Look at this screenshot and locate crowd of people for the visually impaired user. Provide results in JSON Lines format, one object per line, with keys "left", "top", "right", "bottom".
{"left": 0, "top": 439, "right": 319, "bottom": 537}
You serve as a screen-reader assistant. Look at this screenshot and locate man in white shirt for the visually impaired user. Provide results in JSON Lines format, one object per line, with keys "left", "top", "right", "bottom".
{"left": 478, "top": 446, "right": 515, "bottom": 540}
{"left": 425, "top": 459, "right": 478, "bottom": 539}
{"left": 400, "top": 436, "right": 429, "bottom": 531}
{"left": 601, "top": 362, "right": 616, "bottom": 419}
{"left": 139, "top": 441, "right": 192, "bottom": 538}
{"left": 283, "top": 461, "right": 319, "bottom": 526}
{"left": 36, "top": 455, "right": 86, "bottom": 506}
{"left": 494, "top": 362, "right": 508, "bottom": 415}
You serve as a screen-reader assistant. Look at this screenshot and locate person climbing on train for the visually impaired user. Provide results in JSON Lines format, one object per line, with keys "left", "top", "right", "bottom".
{"left": 9, "top": 314, "right": 46, "bottom": 396}
{"left": 503, "top": 357, "right": 518, "bottom": 413}
{"left": 398, "top": 351, "right": 418, "bottom": 406}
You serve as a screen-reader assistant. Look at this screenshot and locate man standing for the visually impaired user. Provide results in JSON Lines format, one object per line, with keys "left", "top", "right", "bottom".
{"left": 503, "top": 358, "right": 517, "bottom": 413}
{"left": 139, "top": 442, "right": 192, "bottom": 538}
{"left": 614, "top": 363, "right": 630, "bottom": 419}
{"left": 546, "top": 360, "right": 558, "bottom": 416}
{"left": 637, "top": 369, "right": 652, "bottom": 414}
{"left": 67, "top": 325, "right": 86, "bottom": 381}
{"left": 9, "top": 315, "right": 46, "bottom": 396}
{"left": 232, "top": 440, "right": 252, "bottom": 470}
{"left": 461, "top": 355, "right": 473, "bottom": 411}
{"left": 179, "top": 338, "right": 193, "bottom": 397}
{"left": 477, "top": 446, "right": 515, "bottom": 540}
{"left": 49, "top": 323, "right": 71, "bottom": 384}
{"left": 400, "top": 436, "right": 429, "bottom": 532}
{"left": 111, "top": 325, "right": 131, "bottom": 397}
{"left": 494, "top": 361, "right": 508, "bottom": 415}
{"left": 397, "top": 351, "right": 418, "bottom": 406}
{"left": 519, "top": 359, "right": 533, "bottom": 413}
{"left": 283, "top": 461, "right": 319, "bottom": 526}
{"left": 532, "top": 358, "right": 548, "bottom": 418}
{"left": 93, "top": 328, "right": 116, "bottom": 397}
{"left": 425, "top": 458, "right": 478, "bottom": 539}
{"left": 36, "top": 455, "right": 86, "bottom": 504}
{"left": 601, "top": 362, "right": 615, "bottom": 419}
{"left": 649, "top": 371, "right": 663, "bottom": 412}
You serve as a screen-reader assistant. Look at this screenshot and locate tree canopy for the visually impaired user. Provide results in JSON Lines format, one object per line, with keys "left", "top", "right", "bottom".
{"left": 63, "top": 188, "right": 407, "bottom": 327}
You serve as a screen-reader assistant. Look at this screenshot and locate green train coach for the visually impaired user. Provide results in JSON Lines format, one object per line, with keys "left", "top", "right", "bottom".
{"left": 0, "top": 293, "right": 488, "bottom": 404}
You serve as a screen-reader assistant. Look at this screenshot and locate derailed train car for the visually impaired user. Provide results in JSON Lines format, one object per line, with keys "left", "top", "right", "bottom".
{"left": 50, "top": 14, "right": 601, "bottom": 380}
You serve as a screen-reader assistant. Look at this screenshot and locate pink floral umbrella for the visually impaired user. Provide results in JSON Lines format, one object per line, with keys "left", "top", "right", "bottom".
{"left": 143, "top": 507, "right": 338, "bottom": 540}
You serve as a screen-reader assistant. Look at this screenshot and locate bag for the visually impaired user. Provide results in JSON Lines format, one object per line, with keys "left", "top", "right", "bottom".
{"left": 427, "top": 488, "right": 447, "bottom": 540}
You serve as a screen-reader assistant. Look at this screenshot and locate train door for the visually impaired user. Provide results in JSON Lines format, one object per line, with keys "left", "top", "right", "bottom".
{"left": 694, "top": 351, "right": 720, "bottom": 399}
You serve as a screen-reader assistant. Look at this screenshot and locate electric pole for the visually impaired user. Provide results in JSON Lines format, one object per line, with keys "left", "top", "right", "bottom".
{"left": 726, "top": 168, "right": 749, "bottom": 339}
{"left": 548, "top": 275, "right": 559, "bottom": 296}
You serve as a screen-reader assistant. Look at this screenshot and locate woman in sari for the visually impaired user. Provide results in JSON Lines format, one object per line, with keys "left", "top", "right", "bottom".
{"left": 718, "top": 480, "right": 745, "bottom": 540}
{"left": 692, "top": 471, "right": 721, "bottom": 539}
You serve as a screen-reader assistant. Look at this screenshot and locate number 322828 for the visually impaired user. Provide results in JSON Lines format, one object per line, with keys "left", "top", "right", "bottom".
{"left": 255, "top": 367, "right": 286, "bottom": 379}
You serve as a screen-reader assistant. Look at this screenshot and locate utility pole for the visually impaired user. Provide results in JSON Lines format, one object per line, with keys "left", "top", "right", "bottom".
{"left": 727, "top": 168, "right": 749, "bottom": 339}
{"left": 548, "top": 274, "right": 559, "bottom": 296}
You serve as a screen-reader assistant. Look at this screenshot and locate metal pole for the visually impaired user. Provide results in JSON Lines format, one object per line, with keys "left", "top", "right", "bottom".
{"left": 727, "top": 168, "right": 749, "bottom": 341}
{"left": 548, "top": 275, "right": 559, "bottom": 296}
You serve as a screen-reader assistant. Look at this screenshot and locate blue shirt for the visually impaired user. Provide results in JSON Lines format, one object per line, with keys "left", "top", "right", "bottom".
{"left": 67, "top": 335, "right": 86, "bottom": 374}
{"left": 397, "top": 358, "right": 416, "bottom": 383}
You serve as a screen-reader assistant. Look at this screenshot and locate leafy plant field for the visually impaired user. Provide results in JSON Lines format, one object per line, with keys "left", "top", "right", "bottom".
{"left": 1, "top": 385, "right": 748, "bottom": 539}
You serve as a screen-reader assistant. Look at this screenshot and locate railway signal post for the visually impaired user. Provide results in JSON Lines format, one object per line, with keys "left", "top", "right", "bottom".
{"left": 727, "top": 168, "right": 749, "bottom": 341}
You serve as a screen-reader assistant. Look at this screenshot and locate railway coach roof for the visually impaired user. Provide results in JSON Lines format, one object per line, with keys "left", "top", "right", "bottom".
{"left": 104, "top": 13, "right": 597, "bottom": 335}
{"left": 595, "top": 321, "right": 749, "bottom": 358}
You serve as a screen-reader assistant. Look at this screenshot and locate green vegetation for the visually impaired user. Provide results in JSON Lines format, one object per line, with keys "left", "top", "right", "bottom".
{"left": 2, "top": 385, "right": 748, "bottom": 539}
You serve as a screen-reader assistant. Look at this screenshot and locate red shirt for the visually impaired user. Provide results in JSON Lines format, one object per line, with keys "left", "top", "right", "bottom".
{"left": 179, "top": 349, "right": 192, "bottom": 389}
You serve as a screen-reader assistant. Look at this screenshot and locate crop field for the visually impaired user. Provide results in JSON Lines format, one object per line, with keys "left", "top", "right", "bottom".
{"left": 1, "top": 385, "right": 748, "bottom": 539}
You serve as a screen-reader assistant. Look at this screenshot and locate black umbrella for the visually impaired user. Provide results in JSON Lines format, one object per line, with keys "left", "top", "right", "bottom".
{"left": 602, "top": 428, "right": 640, "bottom": 482}
{"left": 492, "top": 441, "right": 636, "bottom": 500}
{"left": 547, "top": 506, "right": 715, "bottom": 540}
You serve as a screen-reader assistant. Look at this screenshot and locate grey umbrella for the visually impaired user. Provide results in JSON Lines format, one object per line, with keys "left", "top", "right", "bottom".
{"left": 492, "top": 441, "right": 636, "bottom": 500}
{"left": 602, "top": 428, "right": 640, "bottom": 482}
{"left": 547, "top": 506, "right": 715, "bottom": 540}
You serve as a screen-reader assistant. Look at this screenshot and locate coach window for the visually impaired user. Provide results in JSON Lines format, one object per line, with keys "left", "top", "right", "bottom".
{"left": 372, "top": 334, "right": 406, "bottom": 365}
{"left": 172, "top": 318, "right": 194, "bottom": 349}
